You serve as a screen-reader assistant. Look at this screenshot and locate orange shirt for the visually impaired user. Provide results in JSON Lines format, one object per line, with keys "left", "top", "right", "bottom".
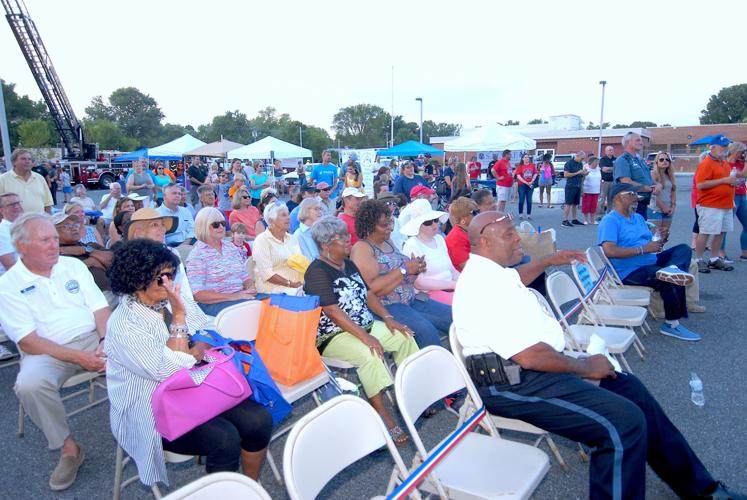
{"left": 695, "top": 155, "right": 734, "bottom": 209}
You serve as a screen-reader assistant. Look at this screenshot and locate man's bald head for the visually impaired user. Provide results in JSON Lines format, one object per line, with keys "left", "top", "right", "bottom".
{"left": 468, "top": 210, "right": 523, "bottom": 267}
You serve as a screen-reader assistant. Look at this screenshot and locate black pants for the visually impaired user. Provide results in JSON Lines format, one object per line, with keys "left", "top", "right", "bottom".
{"left": 622, "top": 244, "right": 691, "bottom": 321}
{"left": 480, "top": 370, "right": 714, "bottom": 499}
{"left": 162, "top": 398, "right": 272, "bottom": 474}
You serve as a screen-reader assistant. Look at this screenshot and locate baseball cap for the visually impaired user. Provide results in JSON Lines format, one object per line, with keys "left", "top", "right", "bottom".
{"left": 609, "top": 183, "right": 644, "bottom": 201}
{"left": 709, "top": 134, "right": 732, "bottom": 147}
{"left": 410, "top": 185, "right": 435, "bottom": 199}
{"left": 316, "top": 182, "right": 331, "bottom": 190}
{"left": 342, "top": 187, "right": 365, "bottom": 198}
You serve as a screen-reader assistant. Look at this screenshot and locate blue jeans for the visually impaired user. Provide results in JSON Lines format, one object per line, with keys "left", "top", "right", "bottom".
{"left": 517, "top": 184, "right": 534, "bottom": 215}
{"left": 375, "top": 299, "right": 452, "bottom": 348}
{"left": 736, "top": 194, "right": 747, "bottom": 253}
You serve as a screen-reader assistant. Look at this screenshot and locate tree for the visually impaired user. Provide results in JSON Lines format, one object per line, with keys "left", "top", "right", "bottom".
{"left": 700, "top": 84, "right": 747, "bottom": 124}
{"left": 586, "top": 122, "right": 610, "bottom": 130}
{"left": 422, "top": 120, "right": 461, "bottom": 142}
{"left": 1, "top": 79, "right": 48, "bottom": 146}
{"left": 332, "top": 104, "right": 390, "bottom": 148}
{"left": 660, "top": 123, "right": 671, "bottom": 127}
{"left": 85, "top": 87, "right": 164, "bottom": 146}
{"left": 528, "top": 118, "right": 547, "bottom": 125}
{"left": 17, "top": 119, "right": 51, "bottom": 147}
{"left": 612, "top": 121, "right": 657, "bottom": 129}
{"left": 198, "top": 110, "right": 252, "bottom": 143}
{"left": 502, "top": 120, "right": 520, "bottom": 126}
{"left": 83, "top": 119, "right": 138, "bottom": 151}
{"left": 393, "top": 117, "right": 419, "bottom": 144}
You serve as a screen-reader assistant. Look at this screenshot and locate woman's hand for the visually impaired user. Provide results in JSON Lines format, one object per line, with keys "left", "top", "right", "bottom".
{"left": 404, "top": 255, "right": 426, "bottom": 275}
{"left": 231, "top": 289, "right": 257, "bottom": 300}
{"left": 360, "top": 333, "right": 385, "bottom": 358}
{"left": 384, "top": 317, "right": 414, "bottom": 338}
{"left": 243, "top": 280, "right": 257, "bottom": 295}
{"left": 161, "top": 276, "right": 186, "bottom": 318}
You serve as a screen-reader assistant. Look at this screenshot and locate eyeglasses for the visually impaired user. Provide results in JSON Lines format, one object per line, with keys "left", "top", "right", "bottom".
{"left": 331, "top": 234, "right": 351, "bottom": 243}
{"left": 621, "top": 191, "right": 638, "bottom": 197}
{"left": 60, "top": 223, "right": 82, "bottom": 231}
{"left": 1, "top": 200, "right": 22, "bottom": 209}
{"left": 478, "top": 213, "right": 513, "bottom": 234}
{"left": 156, "top": 270, "right": 177, "bottom": 286}
{"left": 210, "top": 221, "right": 227, "bottom": 229}
{"left": 422, "top": 218, "right": 438, "bottom": 227}
{"left": 471, "top": 208, "right": 481, "bottom": 216}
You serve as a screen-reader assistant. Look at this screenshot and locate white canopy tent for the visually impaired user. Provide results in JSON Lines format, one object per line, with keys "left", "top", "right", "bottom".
{"left": 149, "top": 134, "right": 206, "bottom": 156}
{"left": 185, "top": 139, "right": 245, "bottom": 158}
{"left": 443, "top": 123, "right": 536, "bottom": 152}
{"left": 227, "top": 136, "right": 312, "bottom": 160}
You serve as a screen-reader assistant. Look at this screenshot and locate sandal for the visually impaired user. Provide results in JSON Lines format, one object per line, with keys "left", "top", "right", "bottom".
{"left": 388, "top": 425, "right": 409, "bottom": 446}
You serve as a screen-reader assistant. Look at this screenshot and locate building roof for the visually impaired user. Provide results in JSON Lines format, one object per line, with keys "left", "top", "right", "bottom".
{"left": 431, "top": 125, "right": 650, "bottom": 146}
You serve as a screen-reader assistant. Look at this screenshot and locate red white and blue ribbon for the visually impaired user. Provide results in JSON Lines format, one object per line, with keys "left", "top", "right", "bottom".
{"left": 561, "top": 265, "right": 609, "bottom": 321}
{"left": 387, "top": 405, "right": 487, "bottom": 500}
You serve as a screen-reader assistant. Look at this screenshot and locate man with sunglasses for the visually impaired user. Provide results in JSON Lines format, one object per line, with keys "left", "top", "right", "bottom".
{"left": 316, "top": 181, "right": 336, "bottom": 216}
{"left": 614, "top": 132, "right": 662, "bottom": 219}
{"left": 454, "top": 209, "right": 741, "bottom": 500}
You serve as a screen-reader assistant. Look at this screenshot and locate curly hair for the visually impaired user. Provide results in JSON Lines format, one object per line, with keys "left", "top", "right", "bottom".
{"left": 107, "top": 239, "right": 180, "bottom": 295}
{"left": 355, "top": 199, "right": 390, "bottom": 240}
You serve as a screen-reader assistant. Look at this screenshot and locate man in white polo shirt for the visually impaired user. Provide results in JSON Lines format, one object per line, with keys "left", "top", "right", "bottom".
{"left": 0, "top": 213, "right": 110, "bottom": 491}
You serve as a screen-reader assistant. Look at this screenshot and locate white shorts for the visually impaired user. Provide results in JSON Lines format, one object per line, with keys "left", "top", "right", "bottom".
{"left": 496, "top": 186, "right": 512, "bottom": 202}
{"left": 696, "top": 205, "right": 733, "bottom": 234}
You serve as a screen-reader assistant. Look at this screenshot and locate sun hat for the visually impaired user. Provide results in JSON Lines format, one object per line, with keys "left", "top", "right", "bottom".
{"left": 342, "top": 187, "right": 365, "bottom": 198}
{"left": 50, "top": 211, "right": 76, "bottom": 225}
{"left": 125, "top": 208, "right": 177, "bottom": 240}
{"left": 400, "top": 199, "right": 448, "bottom": 236}
{"left": 126, "top": 192, "right": 148, "bottom": 201}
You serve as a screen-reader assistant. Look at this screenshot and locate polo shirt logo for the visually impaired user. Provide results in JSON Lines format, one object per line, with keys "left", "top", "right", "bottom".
{"left": 65, "top": 280, "right": 80, "bottom": 294}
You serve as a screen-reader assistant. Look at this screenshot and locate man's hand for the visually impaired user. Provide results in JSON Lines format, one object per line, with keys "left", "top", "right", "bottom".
{"left": 651, "top": 183, "right": 663, "bottom": 195}
{"left": 643, "top": 240, "right": 664, "bottom": 253}
{"left": 583, "top": 354, "right": 617, "bottom": 380}
{"left": 76, "top": 350, "right": 106, "bottom": 372}
{"left": 546, "top": 250, "right": 587, "bottom": 266}
{"left": 723, "top": 176, "right": 740, "bottom": 186}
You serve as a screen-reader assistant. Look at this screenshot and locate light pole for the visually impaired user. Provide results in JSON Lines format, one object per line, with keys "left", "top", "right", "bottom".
{"left": 415, "top": 97, "right": 423, "bottom": 143}
{"left": 597, "top": 80, "right": 606, "bottom": 158}
{"left": 299, "top": 126, "right": 303, "bottom": 147}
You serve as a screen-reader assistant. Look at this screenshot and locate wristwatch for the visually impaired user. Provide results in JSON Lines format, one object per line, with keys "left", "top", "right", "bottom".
{"left": 84, "top": 245, "right": 96, "bottom": 253}
{"left": 399, "top": 266, "right": 407, "bottom": 276}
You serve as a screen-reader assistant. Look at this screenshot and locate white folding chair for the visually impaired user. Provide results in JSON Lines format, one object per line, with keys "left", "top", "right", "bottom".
{"left": 18, "top": 370, "right": 108, "bottom": 437}
{"left": 0, "top": 329, "right": 20, "bottom": 368}
{"left": 161, "top": 472, "right": 271, "bottom": 500}
{"left": 576, "top": 254, "right": 651, "bottom": 308}
{"left": 214, "top": 300, "right": 329, "bottom": 483}
{"left": 113, "top": 446, "right": 196, "bottom": 500}
{"left": 449, "top": 323, "right": 570, "bottom": 471}
{"left": 546, "top": 271, "right": 639, "bottom": 369}
{"left": 394, "top": 346, "right": 549, "bottom": 499}
{"left": 587, "top": 246, "right": 653, "bottom": 295}
{"left": 283, "top": 395, "right": 414, "bottom": 500}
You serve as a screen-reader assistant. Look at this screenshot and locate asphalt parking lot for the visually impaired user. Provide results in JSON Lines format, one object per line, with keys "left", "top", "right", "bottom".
{"left": 1, "top": 188, "right": 745, "bottom": 499}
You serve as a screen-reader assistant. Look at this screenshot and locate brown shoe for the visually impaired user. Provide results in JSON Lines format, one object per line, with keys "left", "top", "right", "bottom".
{"left": 49, "top": 446, "right": 85, "bottom": 491}
{"left": 688, "top": 303, "right": 706, "bottom": 313}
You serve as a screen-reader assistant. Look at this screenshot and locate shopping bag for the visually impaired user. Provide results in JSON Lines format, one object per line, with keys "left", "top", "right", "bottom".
{"left": 152, "top": 347, "right": 251, "bottom": 441}
{"left": 192, "top": 330, "right": 292, "bottom": 427}
{"left": 255, "top": 294, "right": 325, "bottom": 385}
{"left": 518, "top": 229, "right": 556, "bottom": 260}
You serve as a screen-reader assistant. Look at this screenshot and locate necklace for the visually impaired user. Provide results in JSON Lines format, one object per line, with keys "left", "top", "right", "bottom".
{"left": 131, "top": 294, "right": 168, "bottom": 312}
{"left": 321, "top": 255, "right": 345, "bottom": 271}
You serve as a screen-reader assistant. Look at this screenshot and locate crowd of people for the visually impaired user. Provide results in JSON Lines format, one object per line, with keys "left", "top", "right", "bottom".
{"left": 0, "top": 143, "right": 744, "bottom": 499}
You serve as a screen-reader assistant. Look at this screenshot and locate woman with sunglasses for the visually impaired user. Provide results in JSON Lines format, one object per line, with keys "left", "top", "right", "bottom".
{"left": 186, "top": 207, "right": 258, "bottom": 316}
{"left": 153, "top": 165, "right": 172, "bottom": 207}
{"left": 401, "top": 199, "right": 460, "bottom": 305}
{"left": 650, "top": 152, "right": 677, "bottom": 232}
{"left": 228, "top": 187, "right": 261, "bottom": 239}
{"left": 106, "top": 239, "right": 271, "bottom": 488}
{"left": 351, "top": 199, "right": 451, "bottom": 349}
{"left": 248, "top": 161, "right": 270, "bottom": 207}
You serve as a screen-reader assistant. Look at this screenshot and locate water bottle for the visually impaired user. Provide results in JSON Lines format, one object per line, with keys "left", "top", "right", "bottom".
{"left": 652, "top": 230, "right": 662, "bottom": 242}
{"left": 730, "top": 167, "right": 737, "bottom": 178}
{"left": 689, "top": 372, "right": 705, "bottom": 407}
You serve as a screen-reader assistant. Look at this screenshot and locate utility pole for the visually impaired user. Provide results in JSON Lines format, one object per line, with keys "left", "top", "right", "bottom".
{"left": 415, "top": 97, "right": 423, "bottom": 143}
{"left": 597, "top": 80, "right": 607, "bottom": 158}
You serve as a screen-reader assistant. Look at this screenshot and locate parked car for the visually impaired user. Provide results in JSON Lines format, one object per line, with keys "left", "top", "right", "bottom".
{"left": 551, "top": 154, "right": 574, "bottom": 177}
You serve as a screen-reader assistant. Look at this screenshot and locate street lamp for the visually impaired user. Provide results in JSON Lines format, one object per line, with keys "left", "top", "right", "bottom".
{"left": 415, "top": 97, "right": 423, "bottom": 143}
{"left": 597, "top": 81, "right": 607, "bottom": 158}
{"left": 299, "top": 126, "right": 304, "bottom": 147}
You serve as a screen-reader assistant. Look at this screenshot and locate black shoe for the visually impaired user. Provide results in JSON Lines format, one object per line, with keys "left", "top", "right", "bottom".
{"left": 708, "top": 258, "right": 734, "bottom": 271}
{"left": 571, "top": 219, "right": 585, "bottom": 225}
{"left": 561, "top": 220, "right": 573, "bottom": 227}
{"left": 699, "top": 481, "right": 747, "bottom": 500}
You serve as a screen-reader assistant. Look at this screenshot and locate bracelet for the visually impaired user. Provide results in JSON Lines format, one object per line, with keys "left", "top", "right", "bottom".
{"left": 98, "top": 337, "right": 106, "bottom": 344}
{"left": 638, "top": 246, "right": 644, "bottom": 255}
{"left": 169, "top": 333, "right": 190, "bottom": 340}
{"left": 169, "top": 324, "right": 189, "bottom": 336}
{"left": 383, "top": 315, "right": 394, "bottom": 319}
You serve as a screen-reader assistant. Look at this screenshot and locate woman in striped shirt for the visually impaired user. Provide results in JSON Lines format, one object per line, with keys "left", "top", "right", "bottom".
{"left": 105, "top": 239, "right": 271, "bottom": 487}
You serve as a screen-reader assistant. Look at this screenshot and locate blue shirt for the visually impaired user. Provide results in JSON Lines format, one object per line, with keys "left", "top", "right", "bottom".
{"left": 216, "top": 183, "right": 232, "bottom": 211}
{"left": 289, "top": 204, "right": 301, "bottom": 234}
{"left": 311, "top": 163, "right": 341, "bottom": 197}
{"left": 392, "top": 175, "right": 427, "bottom": 201}
{"left": 613, "top": 152, "right": 652, "bottom": 187}
{"left": 596, "top": 210, "right": 656, "bottom": 279}
{"left": 249, "top": 174, "right": 269, "bottom": 200}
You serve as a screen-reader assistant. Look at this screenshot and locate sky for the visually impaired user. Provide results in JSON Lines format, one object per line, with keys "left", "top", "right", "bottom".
{"left": 3, "top": 0, "right": 747, "bottom": 137}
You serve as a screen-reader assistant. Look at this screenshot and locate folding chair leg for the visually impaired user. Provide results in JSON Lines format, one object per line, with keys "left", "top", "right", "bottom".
{"left": 634, "top": 332, "right": 646, "bottom": 354}
{"left": 265, "top": 449, "right": 282, "bottom": 483}
{"left": 578, "top": 443, "right": 590, "bottom": 462}
{"left": 543, "top": 434, "right": 569, "bottom": 472}
{"left": 113, "top": 446, "right": 125, "bottom": 500}
{"left": 617, "top": 353, "right": 632, "bottom": 373}
{"left": 632, "top": 339, "right": 645, "bottom": 360}
{"left": 151, "top": 484, "right": 163, "bottom": 499}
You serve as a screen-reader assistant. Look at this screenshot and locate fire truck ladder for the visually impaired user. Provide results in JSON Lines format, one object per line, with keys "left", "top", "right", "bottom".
{"left": 2, "top": 0, "right": 90, "bottom": 159}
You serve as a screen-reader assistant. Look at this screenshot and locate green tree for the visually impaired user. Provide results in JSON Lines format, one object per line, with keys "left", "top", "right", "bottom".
{"left": 1, "top": 79, "right": 48, "bottom": 146}
{"left": 587, "top": 122, "right": 610, "bottom": 130}
{"left": 332, "top": 104, "right": 390, "bottom": 148}
{"left": 17, "top": 119, "right": 51, "bottom": 147}
{"left": 198, "top": 110, "right": 252, "bottom": 143}
{"left": 700, "top": 84, "right": 747, "bottom": 124}
{"left": 84, "top": 119, "right": 138, "bottom": 151}
{"left": 527, "top": 118, "right": 547, "bottom": 125}
{"left": 628, "top": 121, "right": 657, "bottom": 128}
{"left": 422, "top": 120, "right": 461, "bottom": 143}
{"left": 85, "top": 87, "right": 164, "bottom": 146}
{"left": 157, "top": 123, "right": 191, "bottom": 144}
{"left": 503, "top": 120, "right": 520, "bottom": 126}
{"left": 393, "top": 117, "right": 419, "bottom": 144}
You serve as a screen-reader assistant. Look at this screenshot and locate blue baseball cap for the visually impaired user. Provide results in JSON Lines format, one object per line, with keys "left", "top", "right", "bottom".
{"left": 709, "top": 134, "right": 732, "bottom": 146}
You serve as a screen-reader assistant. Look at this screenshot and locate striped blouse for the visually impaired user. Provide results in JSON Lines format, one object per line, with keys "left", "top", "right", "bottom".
{"left": 185, "top": 240, "right": 249, "bottom": 295}
{"left": 105, "top": 295, "right": 209, "bottom": 486}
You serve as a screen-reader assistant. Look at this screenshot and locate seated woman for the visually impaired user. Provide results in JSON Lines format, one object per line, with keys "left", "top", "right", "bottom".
{"left": 351, "top": 199, "right": 452, "bottom": 349}
{"left": 65, "top": 202, "right": 105, "bottom": 246}
{"left": 304, "top": 217, "right": 418, "bottom": 445}
{"left": 252, "top": 202, "right": 304, "bottom": 295}
{"left": 228, "top": 187, "right": 261, "bottom": 239}
{"left": 69, "top": 184, "right": 97, "bottom": 212}
{"left": 292, "top": 197, "right": 324, "bottom": 260}
{"left": 401, "top": 199, "right": 460, "bottom": 305}
{"left": 186, "top": 207, "right": 259, "bottom": 316}
{"left": 105, "top": 239, "right": 271, "bottom": 487}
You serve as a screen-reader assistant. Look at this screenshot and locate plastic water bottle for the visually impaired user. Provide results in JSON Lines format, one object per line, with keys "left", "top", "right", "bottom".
{"left": 730, "top": 167, "right": 737, "bottom": 178}
{"left": 652, "top": 230, "right": 662, "bottom": 242}
{"left": 689, "top": 372, "right": 705, "bottom": 407}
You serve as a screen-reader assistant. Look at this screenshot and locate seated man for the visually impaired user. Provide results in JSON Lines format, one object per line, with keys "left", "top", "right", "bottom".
{"left": 598, "top": 183, "right": 700, "bottom": 341}
{"left": 0, "top": 213, "right": 110, "bottom": 491}
{"left": 156, "top": 183, "right": 195, "bottom": 247}
{"left": 453, "top": 210, "right": 741, "bottom": 500}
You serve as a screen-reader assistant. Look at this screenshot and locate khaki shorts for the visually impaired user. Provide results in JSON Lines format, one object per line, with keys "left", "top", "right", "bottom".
{"left": 696, "top": 205, "right": 733, "bottom": 235}
{"left": 496, "top": 186, "right": 512, "bottom": 202}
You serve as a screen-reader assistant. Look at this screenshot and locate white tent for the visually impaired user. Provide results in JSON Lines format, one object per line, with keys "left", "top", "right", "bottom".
{"left": 443, "top": 123, "right": 536, "bottom": 151}
{"left": 185, "top": 139, "right": 245, "bottom": 158}
{"left": 227, "top": 136, "right": 312, "bottom": 160}
{"left": 149, "top": 134, "right": 206, "bottom": 156}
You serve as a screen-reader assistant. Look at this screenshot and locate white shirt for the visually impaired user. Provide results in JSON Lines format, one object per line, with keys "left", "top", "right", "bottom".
{"left": 402, "top": 234, "right": 456, "bottom": 282}
{"left": 453, "top": 253, "right": 565, "bottom": 359}
{"left": 0, "top": 219, "right": 17, "bottom": 275}
{"left": 583, "top": 166, "right": 602, "bottom": 194}
{"left": 100, "top": 194, "right": 121, "bottom": 220}
{"left": 0, "top": 256, "right": 108, "bottom": 344}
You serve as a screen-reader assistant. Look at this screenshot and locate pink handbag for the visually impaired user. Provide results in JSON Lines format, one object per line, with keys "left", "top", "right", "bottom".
{"left": 151, "top": 347, "right": 252, "bottom": 441}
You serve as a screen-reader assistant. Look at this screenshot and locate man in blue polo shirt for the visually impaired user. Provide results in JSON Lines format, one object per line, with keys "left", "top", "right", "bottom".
{"left": 310, "top": 150, "right": 342, "bottom": 199}
{"left": 613, "top": 132, "right": 662, "bottom": 219}
{"left": 597, "top": 183, "right": 700, "bottom": 341}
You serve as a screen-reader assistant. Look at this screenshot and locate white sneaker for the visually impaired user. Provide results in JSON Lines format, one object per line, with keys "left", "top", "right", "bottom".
{"left": 656, "top": 265, "right": 694, "bottom": 286}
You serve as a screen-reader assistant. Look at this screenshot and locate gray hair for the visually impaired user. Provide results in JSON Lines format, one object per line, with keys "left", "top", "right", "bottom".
{"left": 310, "top": 216, "right": 348, "bottom": 248}
{"left": 263, "top": 201, "right": 288, "bottom": 224}
{"left": 10, "top": 148, "right": 31, "bottom": 163}
{"left": 0, "top": 192, "right": 20, "bottom": 207}
{"left": 297, "top": 197, "right": 322, "bottom": 223}
{"left": 162, "top": 183, "right": 180, "bottom": 196}
{"left": 575, "top": 151, "right": 586, "bottom": 158}
{"left": 621, "top": 131, "right": 639, "bottom": 146}
{"left": 11, "top": 212, "right": 52, "bottom": 247}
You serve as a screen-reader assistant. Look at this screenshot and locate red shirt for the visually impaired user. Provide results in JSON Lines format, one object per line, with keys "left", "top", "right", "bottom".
{"left": 467, "top": 161, "right": 482, "bottom": 180}
{"left": 493, "top": 159, "right": 513, "bottom": 187}
{"left": 515, "top": 163, "right": 538, "bottom": 185}
{"left": 730, "top": 159, "right": 746, "bottom": 196}
{"left": 338, "top": 213, "right": 359, "bottom": 244}
{"left": 445, "top": 226, "right": 471, "bottom": 270}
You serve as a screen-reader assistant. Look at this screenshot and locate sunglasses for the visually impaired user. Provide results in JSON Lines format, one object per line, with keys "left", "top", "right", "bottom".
{"left": 321, "top": 187, "right": 332, "bottom": 192}
{"left": 657, "top": 158, "right": 671, "bottom": 163}
{"left": 478, "top": 213, "right": 513, "bottom": 234}
{"left": 422, "top": 218, "right": 438, "bottom": 227}
{"left": 210, "top": 221, "right": 227, "bottom": 229}
{"left": 471, "top": 208, "right": 481, "bottom": 216}
{"left": 60, "top": 223, "right": 82, "bottom": 231}
{"left": 156, "top": 270, "right": 177, "bottom": 286}
{"left": 241, "top": 195, "right": 250, "bottom": 199}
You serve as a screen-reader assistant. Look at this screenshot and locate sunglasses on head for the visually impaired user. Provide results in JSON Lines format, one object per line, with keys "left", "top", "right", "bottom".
{"left": 210, "top": 221, "right": 227, "bottom": 229}
{"left": 478, "top": 213, "right": 513, "bottom": 234}
{"left": 156, "top": 270, "right": 177, "bottom": 286}
{"left": 422, "top": 218, "right": 438, "bottom": 227}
